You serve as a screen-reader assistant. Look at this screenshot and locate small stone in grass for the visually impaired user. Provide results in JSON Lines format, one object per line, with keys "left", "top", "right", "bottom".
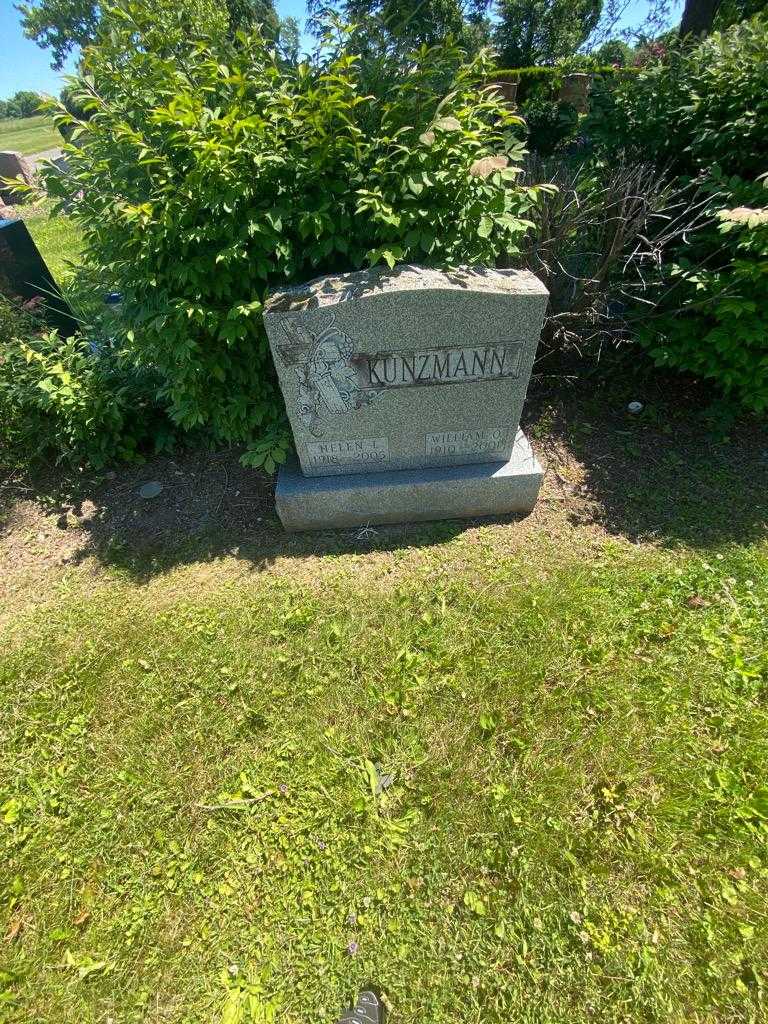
{"left": 138, "top": 481, "right": 163, "bottom": 499}
{"left": 627, "top": 401, "right": 644, "bottom": 414}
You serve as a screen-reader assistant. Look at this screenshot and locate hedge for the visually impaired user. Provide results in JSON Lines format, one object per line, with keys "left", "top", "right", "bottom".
{"left": 486, "top": 66, "right": 640, "bottom": 105}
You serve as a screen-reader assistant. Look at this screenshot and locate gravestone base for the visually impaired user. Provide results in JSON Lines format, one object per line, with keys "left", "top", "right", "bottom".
{"left": 276, "top": 430, "right": 543, "bottom": 532}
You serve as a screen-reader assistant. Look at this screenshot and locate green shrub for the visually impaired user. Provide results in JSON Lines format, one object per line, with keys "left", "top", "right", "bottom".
{"left": 641, "top": 175, "right": 768, "bottom": 412}
{"left": 585, "top": 16, "right": 768, "bottom": 179}
{"left": 0, "top": 294, "right": 173, "bottom": 469}
{"left": 39, "top": 4, "right": 541, "bottom": 466}
{"left": 58, "top": 84, "right": 93, "bottom": 141}
{"left": 576, "top": 16, "right": 768, "bottom": 412}
{"left": 520, "top": 96, "right": 579, "bottom": 156}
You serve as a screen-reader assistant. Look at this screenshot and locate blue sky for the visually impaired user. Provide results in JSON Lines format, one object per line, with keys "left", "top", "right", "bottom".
{"left": 0, "top": 0, "right": 308, "bottom": 98}
{"left": 1, "top": 3, "right": 78, "bottom": 98}
{"left": 2, "top": 0, "right": 676, "bottom": 100}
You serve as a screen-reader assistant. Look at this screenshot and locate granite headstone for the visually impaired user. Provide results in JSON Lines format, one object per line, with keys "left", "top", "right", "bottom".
{"left": 0, "top": 151, "right": 35, "bottom": 205}
{"left": 263, "top": 264, "right": 548, "bottom": 531}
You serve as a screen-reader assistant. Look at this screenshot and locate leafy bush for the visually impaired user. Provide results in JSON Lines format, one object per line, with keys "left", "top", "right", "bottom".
{"left": 39, "top": 4, "right": 541, "bottom": 465}
{"left": 18, "top": 0, "right": 235, "bottom": 72}
{"left": 58, "top": 84, "right": 93, "bottom": 141}
{"left": 0, "top": 294, "right": 172, "bottom": 469}
{"left": 578, "top": 18, "right": 768, "bottom": 411}
{"left": 640, "top": 175, "right": 768, "bottom": 413}
{"left": 585, "top": 16, "right": 768, "bottom": 180}
{"left": 520, "top": 96, "right": 579, "bottom": 156}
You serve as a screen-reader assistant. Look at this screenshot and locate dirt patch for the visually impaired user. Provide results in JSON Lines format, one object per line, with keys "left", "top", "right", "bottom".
{"left": 0, "top": 440, "right": 598, "bottom": 615}
{"left": 2, "top": 375, "right": 767, "bottom": 620}
{"left": 0, "top": 450, "right": 270, "bottom": 609}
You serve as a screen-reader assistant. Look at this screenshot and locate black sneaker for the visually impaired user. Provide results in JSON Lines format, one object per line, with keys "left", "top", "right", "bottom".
{"left": 336, "top": 989, "right": 383, "bottom": 1023}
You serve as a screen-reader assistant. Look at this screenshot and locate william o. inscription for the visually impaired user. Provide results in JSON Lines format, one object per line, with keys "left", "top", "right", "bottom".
{"left": 354, "top": 341, "right": 523, "bottom": 390}
{"left": 426, "top": 427, "right": 514, "bottom": 458}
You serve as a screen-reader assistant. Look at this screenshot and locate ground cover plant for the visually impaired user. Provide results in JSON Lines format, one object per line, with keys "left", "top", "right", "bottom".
{"left": 2, "top": 521, "right": 767, "bottom": 1022}
{"left": 0, "top": 115, "right": 60, "bottom": 156}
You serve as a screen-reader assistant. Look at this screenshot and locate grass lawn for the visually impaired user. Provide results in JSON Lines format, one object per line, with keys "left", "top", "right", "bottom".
{"left": 22, "top": 205, "right": 83, "bottom": 284}
{"left": 0, "top": 115, "right": 61, "bottom": 156}
{"left": 2, "top": 398, "right": 767, "bottom": 1022}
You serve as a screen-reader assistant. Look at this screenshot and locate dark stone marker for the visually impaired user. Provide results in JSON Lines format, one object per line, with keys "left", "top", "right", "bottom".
{"left": 0, "top": 218, "right": 77, "bottom": 337}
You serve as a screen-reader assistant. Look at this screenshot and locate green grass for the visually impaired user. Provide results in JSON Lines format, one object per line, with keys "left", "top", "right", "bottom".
{"left": 22, "top": 205, "right": 83, "bottom": 284}
{"left": 0, "top": 115, "right": 61, "bottom": 156}
{"left": 2, "top": 536, "right": 767, "bottom": 1022}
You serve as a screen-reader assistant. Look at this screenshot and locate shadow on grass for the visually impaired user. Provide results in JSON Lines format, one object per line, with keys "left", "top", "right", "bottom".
{"left": 0, "top": 446, "right": 470, "bottom": 583}
{"left": 2, "top": 360, "right": 767, "bottom": 584}
{"left": 528, "top": 357, "right": 768, "bottom": 548}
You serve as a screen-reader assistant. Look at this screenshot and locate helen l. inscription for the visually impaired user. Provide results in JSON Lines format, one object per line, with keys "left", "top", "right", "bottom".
{"left": 305, "top": 437, "right": 389, "bottom": 469}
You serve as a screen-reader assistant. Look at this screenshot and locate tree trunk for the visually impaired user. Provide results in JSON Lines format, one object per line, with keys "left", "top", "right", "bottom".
{"left": 679, "top": 0, "right": 723, "bottom": 38}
